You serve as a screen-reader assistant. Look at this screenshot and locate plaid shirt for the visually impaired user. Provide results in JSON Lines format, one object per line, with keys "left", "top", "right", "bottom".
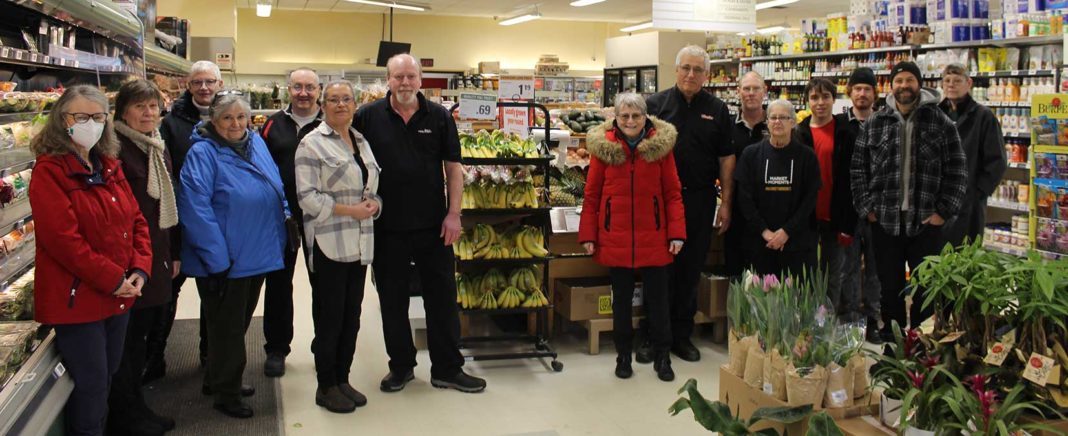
{"left": 850, "top": 89, "right": 967, "bottom": 237}
{"left": 294, "top": 122, "right": 381, "bottom": 270}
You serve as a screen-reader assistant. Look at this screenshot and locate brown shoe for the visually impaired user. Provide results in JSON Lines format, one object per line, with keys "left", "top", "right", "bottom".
{"left": 316, "top": 386, "right": 356, "bottom": 413}
{"left": 338, "top": 383, "right": 368, "bottom": 407}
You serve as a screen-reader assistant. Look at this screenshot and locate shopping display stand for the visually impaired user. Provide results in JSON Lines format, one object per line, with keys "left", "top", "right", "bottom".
{"left": 450, "top": 101, "right": 563, "bottom": 372}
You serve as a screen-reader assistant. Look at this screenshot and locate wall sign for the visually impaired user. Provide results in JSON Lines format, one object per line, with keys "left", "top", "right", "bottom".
{"left": 653, "top": 0, "right": 757, "bottom": 33}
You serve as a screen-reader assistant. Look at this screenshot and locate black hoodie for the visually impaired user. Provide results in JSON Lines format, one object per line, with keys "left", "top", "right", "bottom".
{"left": 734, "top": 137, "right": 821, "bottom": 252}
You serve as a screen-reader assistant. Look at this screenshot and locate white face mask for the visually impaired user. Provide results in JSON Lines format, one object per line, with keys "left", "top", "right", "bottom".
{"left": 68, "top": 121, "right": 105, "bottom": 150}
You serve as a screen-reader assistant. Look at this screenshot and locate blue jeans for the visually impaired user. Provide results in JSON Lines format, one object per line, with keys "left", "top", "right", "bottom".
{"left": 54, "top": 312, "right": 131, "bottom": 436}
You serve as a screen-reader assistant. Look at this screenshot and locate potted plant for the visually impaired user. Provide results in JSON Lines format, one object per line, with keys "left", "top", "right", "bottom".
{"left": 669, "top": 378, "right": 844, "bottom": 436}
{"left": 1003, "top": 252, "right": 1068, "bottom": 410}
{"left": 869, "top": 321, "right": 955, "bottom": 434}
{"left": 940, "top": 373, "right": 1062, "bottom": 435}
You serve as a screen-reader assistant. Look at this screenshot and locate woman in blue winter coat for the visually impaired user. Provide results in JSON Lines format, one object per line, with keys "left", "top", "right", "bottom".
{"left": 177, "top": 91, "right": 290, "bottom": 419}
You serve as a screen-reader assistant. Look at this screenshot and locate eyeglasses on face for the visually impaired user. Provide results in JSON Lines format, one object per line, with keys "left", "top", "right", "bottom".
{"left": 325, "top": 97, "right": 355, "bottom": 106}
{"left": 190, "top": 79, "right": 218, "bottom": 89}
{"left": 289, "top": 84, "right": 319, "bottom": 93}
{"left": 768, "top": 115, "right": 794, "bottom": 123}
{"left": 617, "top": 113, "right": 645, "bottom": 121}
{"left": 65, "top": 112, "right": 108, "bottom": 124}
{"left": 678, "top": 65, "right": 707, "bottom": 76}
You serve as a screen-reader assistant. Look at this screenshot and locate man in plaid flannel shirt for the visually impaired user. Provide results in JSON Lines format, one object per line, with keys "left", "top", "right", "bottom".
{"left": 850, "top": 61, "right": 967, "bottom": 338}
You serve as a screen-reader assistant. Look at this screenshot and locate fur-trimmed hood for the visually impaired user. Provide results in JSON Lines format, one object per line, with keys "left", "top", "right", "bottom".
{"left": 585, "top": 116, "right": 677, "bottom": 165}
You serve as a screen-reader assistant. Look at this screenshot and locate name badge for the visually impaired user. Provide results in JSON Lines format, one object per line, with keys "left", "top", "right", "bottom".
{"left": 700, "top": 114, "right": 715, "bottom": 121}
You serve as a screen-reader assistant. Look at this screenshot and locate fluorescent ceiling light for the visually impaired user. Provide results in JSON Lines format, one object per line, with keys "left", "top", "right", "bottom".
{"left": 755, "top": 0, "right": 800, "bottom": 10}
{"left": 499, "top": 12, "right": 542, "bottom": 26}
{"left": 344, "top": 0, "right": 429, "bottom": 11}
{"left": 570, "top": 0, "right": 606, "bottom": 6}
{"left": 256, "top": 0, "right": 271, "bottom": 17}
{"left": 757, "top": 25, "right": 787, "bottom": 33}
{"left": 620, "top": 21, "right": 653, "bottom": 32}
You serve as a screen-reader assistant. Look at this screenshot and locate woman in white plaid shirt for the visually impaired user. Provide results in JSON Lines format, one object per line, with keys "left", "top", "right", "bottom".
{"left": 294, "top": 80, "right": 382, "bottom": 414}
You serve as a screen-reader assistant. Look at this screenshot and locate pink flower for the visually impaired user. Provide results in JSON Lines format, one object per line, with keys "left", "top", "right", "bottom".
{"left": 904, "top": 328, "right": 920, "bottom": 359}
{"left": 763, "top": 274, "right": 780, "bottom": 292}
{"left": 978, "top": 389, "right": 997, "bottom": 424}
{"left": 907, "top": 370, "right": 926, "bottom": 389}
{"left": 921, "top": 355, "right": 940, "bottom": 369}
{"left": 784, "top": 276, "right": 794, "bottom": 288}
{"left": 965, "top": 374, "right": 989, "bottom": 395}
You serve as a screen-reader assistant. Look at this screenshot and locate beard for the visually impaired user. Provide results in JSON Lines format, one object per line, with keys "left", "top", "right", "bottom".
{"left": 893, "top": 87, "right": 918, "bottom": 105}
{"left": 393, "top": 90, "right": 418, "bottom": 105}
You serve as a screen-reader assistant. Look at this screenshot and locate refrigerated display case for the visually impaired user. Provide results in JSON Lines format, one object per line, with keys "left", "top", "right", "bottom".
{"left": 534, "top": 76, "right": 603, "bottom": 104}
{"left": 603, "top": 65, "right": 657, "bottom": 107}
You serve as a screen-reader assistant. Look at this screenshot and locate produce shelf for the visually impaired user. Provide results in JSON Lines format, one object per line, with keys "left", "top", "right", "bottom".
{"left": 0, "top": 112, "right": 48, "bottom": 125}
{"left": 0, "top": 150, "right": 35, "bottom": 177}
{"left": 459, "top": 305, "right": 553, "bottom": 316}
{"left": 0, "top": 331, "right": 72, "bottom": 436}
{"left": 461, "top": 207, "right": 551, "bottom": 216}
{"left": 0, "top": 47, "right": 136, "bottom": 75}
{"left": 461, "top": 156, "right": 555, "bottom": 166}
{"left": 0, "top": 244, "right": 35, "bottom": 287}
{"left": 0, "top": 198, "right": 32, "bottom": 233}
{"left": 458, "top": 335, "right": 561, "bottom": 372}
{"left": 455, "top": 257, "right": 552, "bottom": 267}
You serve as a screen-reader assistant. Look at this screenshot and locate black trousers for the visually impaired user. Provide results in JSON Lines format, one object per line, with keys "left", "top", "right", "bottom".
{"left": 668, "top": 189, "right": 717, "bottom": 342}
{"left": 108, "top": 305, "right": 163, "bottom": 425}
{"left": 311, "top": 243, "right": 367, "bottom": 387}
{"left": 870, "top": 221, "right": 945, "bottom": 329}
{"left": 611, "top": 266, "right": 670, "bottom": 356}
{"left": 942, "top": 191, "right": 985, "bottom": 248}
{"left": 817, "top": 222, "right": 845, "bottom": 314}
{"left": 264, "top": 220, "right": 310, "bottom": 356}
{"left": 197, "top": 275, "right": 264, "bottom": 405}
{"left": 373, "top": 229, "right": 464, "bottom": 379}
{"left": 54, "top": 312, "right": 130, "bottom": 436}
{"left": 745, "top": 247, "right": 816, "bottom": 277}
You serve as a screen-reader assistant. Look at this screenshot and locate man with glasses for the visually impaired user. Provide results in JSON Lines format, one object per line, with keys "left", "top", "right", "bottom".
{"left": 726, "top": 71, "right": 770, "bottom": 278}
{"left": 259, "top": 67, "right": 323, "bottom": 377}
{"left": 938, "top": 64, "right": 1007, "bottom": 247}
{"left": 147, "top": 60, "right": 224, "bottom": 381}
{"left": 643, "top": 45, "right": 736, "bottom": 363}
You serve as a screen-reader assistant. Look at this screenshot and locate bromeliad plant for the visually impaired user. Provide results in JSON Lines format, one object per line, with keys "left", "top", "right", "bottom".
{"left": 869, "top": 321, "right": 956, "bottom": 432}
{"left": 669, "top": 378, "right": 844, "bottom": 436}
{"left": 940, "top": 373, "right": 1061, "bottom": 436}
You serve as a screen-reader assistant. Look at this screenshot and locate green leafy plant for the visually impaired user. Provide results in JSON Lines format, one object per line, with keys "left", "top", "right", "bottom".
{"left": 869, "top": 321, "right": 955, "bottom": 431}
{"left": 668, "top": 378, "right": 843, "bottom": 436}
{"left": 940, "top": 373, "right": 1063, "bottom": 436}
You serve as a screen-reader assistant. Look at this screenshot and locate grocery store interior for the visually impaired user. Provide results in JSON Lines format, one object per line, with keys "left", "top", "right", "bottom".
{"left": 2, "top": 0, "right": 1068, "bottom": 435}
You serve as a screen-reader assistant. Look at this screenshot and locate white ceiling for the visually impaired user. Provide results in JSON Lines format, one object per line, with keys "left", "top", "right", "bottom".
{"left": 239, "top": 0, "right": 845, "bottom": 28}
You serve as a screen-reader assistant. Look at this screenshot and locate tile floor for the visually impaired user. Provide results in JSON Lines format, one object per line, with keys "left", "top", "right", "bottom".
{"left": 174, "top": 250, "right": 727, "bottom": 435}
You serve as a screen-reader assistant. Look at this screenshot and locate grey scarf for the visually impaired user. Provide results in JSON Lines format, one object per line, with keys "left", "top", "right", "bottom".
{"left": 113, "top": 119, "right": 179, "bottom": 229}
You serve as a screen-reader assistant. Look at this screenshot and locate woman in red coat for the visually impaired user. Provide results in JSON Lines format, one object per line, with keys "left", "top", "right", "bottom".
{"left": 579, "top": 92, "right": 686, "bottom": 382}
{"left": 29, "top": 85, "right": 152, "bottom": 436}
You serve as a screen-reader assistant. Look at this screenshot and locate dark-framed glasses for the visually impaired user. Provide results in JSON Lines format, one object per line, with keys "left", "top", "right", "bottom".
{"left": 65, "top": 112, "right": 108, "bottom": 124}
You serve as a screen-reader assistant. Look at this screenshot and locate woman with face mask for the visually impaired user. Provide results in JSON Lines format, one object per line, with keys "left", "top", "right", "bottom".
{"left": 28, "top": 85, "right": 153, "bottom": 436}
{"left": 177, "top": 91, "right": 290, "bottom": 419}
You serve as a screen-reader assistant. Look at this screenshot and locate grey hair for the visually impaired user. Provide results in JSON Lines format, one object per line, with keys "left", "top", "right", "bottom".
{"left": 675, "top": 45, "right": 710, "bottom": 71}
{"left": 189, "top": 60, "right": 222, "bottom": 80}
{"left": 30, "top": 84, "right": 119, "bottom": 158}
{"left": 209, "top": 92, "right": 252, "bottom": 122}
{"left": 614, "top": 92, "right": 647, "bottom": 115}
{"left": 323, "top": 80, "right": 356, "bottom": 100}
{"left": 767, "top": 99, "right": 796, "bottom": 121}
{"left": 386, "top": 53, "right": 422, "bottom": 77}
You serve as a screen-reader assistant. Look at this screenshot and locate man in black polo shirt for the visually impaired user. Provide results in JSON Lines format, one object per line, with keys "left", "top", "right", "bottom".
{"left": 644, "top": 45, "right": 736, "bottom": 363}
{"left": 354, "top": 54, "right": 486, "bottom": 394}
{"left": 726, "top": 71, "right": 770, "bottom": 278}
{"left": 259, "top": 67, "right": 323, "bottom": 377}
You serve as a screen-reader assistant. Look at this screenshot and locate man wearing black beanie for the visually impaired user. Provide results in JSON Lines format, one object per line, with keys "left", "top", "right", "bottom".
{"left": 850, "top": 61, "right": 967, "bottom": 336}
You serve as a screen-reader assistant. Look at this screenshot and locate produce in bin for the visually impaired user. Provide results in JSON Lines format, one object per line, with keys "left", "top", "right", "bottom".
{"left": 452, "top": 223, "right": 549, "bottom": 260}
{"left": 455, "top": 266, "right": 547, "bottom": 310}
{"left": 558, "top": 109, "right": 606, "bottom": 134}
{"left": 459, "top": 130, "right": 541, "bottom": 158}
{"left": 0, "top": 268, "right": 34, "bottom": 321}
{"left": 0, "top": 321, "right": 39, "bottom": 387}
{"left": 548, "top": 167, "right": 586, "bottom": 207}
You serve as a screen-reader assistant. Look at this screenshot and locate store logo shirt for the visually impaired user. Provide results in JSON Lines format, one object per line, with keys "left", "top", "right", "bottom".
{"left": 417, "top": 128, "right": 433, "bottom": 134}
{"left": 764, "top": 159, "right": 794, "bottom": 192}
{"left": 700, "top": 114, "right": 715, "bottom": 121}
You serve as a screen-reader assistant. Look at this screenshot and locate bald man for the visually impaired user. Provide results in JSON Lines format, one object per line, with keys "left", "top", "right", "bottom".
{"left": 725, "top": 71, "right": 770, "bottom": 277}
{"left": 353, "top": 54, "right": 486, "bottom": 394}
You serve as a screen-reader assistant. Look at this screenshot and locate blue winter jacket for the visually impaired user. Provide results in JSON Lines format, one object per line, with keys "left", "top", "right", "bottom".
{"left": 178, "top": 123, "right": 290, "bottom": 279}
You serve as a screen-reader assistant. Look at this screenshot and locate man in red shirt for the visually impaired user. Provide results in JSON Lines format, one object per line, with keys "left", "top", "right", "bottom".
{"left": 794, "top": 78, "right": 859, "bottom": 311}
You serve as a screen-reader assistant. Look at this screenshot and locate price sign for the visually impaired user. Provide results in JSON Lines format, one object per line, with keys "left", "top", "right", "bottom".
{"left": 1022, "top": 353, "right": 1055, "bottom": 386}
{"left": 499, "top": 75, "right": 535, "bottom": 100}
{"left": 0, "top": 47, "right": 9, "bottom": 59}
{"left": 984, "top": 342, "right": 1012, "bottom": 366}
{"left": 459, "top": 93, "right": 497, "bottom": 121}
{"left": 501, "top": 106, "right": 530, "bottom": 138}
{"left": 13, "top": 50, "right": 24, "bottom": 61}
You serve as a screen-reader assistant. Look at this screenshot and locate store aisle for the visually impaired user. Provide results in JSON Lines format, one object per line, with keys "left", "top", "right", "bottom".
{"left": 175, "top": 249, "right": 728, "bottom": 435}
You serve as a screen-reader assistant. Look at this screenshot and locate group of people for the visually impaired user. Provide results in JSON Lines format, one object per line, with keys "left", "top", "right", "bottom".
{"left": 577, "top": 45, "right": 1005, "bottom": 381}
{"left": 29, "top": 53, "right": 483, "bottom": 436}
{"left": 27, "top": 42, "right": 1007, "bottom": 435}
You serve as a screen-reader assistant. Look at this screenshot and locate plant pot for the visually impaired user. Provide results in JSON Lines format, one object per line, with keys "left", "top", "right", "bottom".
{"left": 785, "top": 364, "right": 827, "bottom": 407}
{"left": 849, "top": 354, "right": 869, "bottom": 399}
{"left": 728, "top": 333, "right": 756, "bottom": 377}
{"left": 903, "top": 426, "right": 936, "bottom": 436}
{"left": 762, "top": 348, "right": 788, "bottom": 401}
{"left": 880, "top": 393, "right": 903, "bottom": 429}
{"left": 743, "top": 345, "right": 766, "bottom": 389}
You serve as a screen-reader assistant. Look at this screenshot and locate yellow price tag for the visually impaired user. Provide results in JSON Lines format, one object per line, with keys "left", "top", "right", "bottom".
{"left": 597, "top": 295, "right": 613, "bottom": 315}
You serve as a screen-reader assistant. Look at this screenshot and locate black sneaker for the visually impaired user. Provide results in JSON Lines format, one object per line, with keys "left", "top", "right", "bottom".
{"left": 431, "top": 371, "right": 487, "bottom": 393}
{"left": 316, "top": 386, "right": 356, "bottom": 414}
{"left": 671, "top": 339, "right": 701, "bottom": 362}
{"left": 379, "top": 370, "right": 415, "bottom": 393}
{"left": 865, "top": 321, "right": 884, "bottom": 345}
{"left": 654, "top": 354, "right": 675, "bottom": 382}
{"left": 338, "top": 382, "right": 368, "bottom": 407}
{"left": 615, "top": 354, "right": 633, "bottom": 379}
{"left": 213, "top": 401, "right": 254, "bottom": 419}
{"left": 264, "top": 353, "right": 285, "bottom": 377}
{"left": 635, "top": 341, "right": 653, "bottom": 364}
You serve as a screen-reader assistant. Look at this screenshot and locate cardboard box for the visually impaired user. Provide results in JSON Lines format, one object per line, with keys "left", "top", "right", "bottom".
{"left": 835, "top": 416, "right": 896, "bottom": 435}
{"left": 718, "top": 366, "right": 878, "bottom": 434}
{"left": 697, "top": 272, "right": 729, "bottom": 319}
{"left": 554, "top": 277, "right": 642, "bottom": 322}
{"left": 478, "top": 61, "right": 500, "bottom": 74}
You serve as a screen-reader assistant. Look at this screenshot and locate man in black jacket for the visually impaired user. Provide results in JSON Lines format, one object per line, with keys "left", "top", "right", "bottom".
{"left": 644, "top": 45, "right": 736, "bottom": 363}
{"left": 145, "top": 60, "right": 223, "bottom": 381}
{"left": 260, "top": 68, "right": 323, "bottom": 377}
{"left": 726, "top": 71, "right": 770, "bottom": 278}
{"left": 938, "top": 64, "right": 1008, "bottom": 247}
{"left": 793, "top": 78, "right": 858, "bottom": 318}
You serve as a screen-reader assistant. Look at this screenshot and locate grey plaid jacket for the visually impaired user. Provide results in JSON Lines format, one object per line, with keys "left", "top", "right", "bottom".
{"left": 850, "top": 88, "right": 968, "bottom": 237}
{"left": 295, "top": 122, "right": 381, "bottom": 270}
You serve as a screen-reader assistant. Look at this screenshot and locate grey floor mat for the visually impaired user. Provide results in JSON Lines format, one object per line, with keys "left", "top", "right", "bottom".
{"left": 141, "top": 317, "right": 282, "bottom": 436}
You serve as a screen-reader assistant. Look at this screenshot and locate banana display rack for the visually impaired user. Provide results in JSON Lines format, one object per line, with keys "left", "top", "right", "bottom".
{"left": 450, "top": 101, "right": 563, "bottom": 372}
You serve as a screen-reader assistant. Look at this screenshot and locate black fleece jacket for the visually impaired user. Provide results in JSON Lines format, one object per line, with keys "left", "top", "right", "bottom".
{"left": 735, "top": 138, "right": 821, "bottom": 252}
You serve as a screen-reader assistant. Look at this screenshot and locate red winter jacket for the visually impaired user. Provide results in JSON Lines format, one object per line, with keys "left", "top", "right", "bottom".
{"left": 29, "top": 152, "right": 152, "bottom": 325}
{"left": 579, "top": 117, "right": 686, "bottom": 268}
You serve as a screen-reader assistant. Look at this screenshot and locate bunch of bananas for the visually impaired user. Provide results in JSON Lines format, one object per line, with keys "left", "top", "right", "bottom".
{"left": 461, "top": 182, "right": 540, "bottom": 209}
{"left": 522, "top": 289, "right": 550, "bottom": 308}
{"left": 459, "top": 130, "right": 541, "bottom": 159}
{"left": 495, "top": 286, "right": 526, "bottom": 309}
{"left": 453, "top": 224, "right": 549, "bottom": 260}
{"left": 456, "top": 266, "right": 548, "bottom": 310}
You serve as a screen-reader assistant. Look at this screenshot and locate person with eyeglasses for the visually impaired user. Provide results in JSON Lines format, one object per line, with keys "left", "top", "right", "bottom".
{"left": 147, "top": 60, "right": 225, "bottom": 382}
{"left": 259, "top": 67, "right": 323, "bottom": 378}
{"left": 734, "top": 99, "right": 821, "bottom": 276}
{"left": 578, "top": 92, "right": 685, "bottom": 382}
{"left": 642, "top": 44, "right": 736, "bottom": 364}
{"left": 28, "top": 84, "right": 153, "bottom": 436}
{"left": 177, "top": 91, "right": 291, "bottom": 419}
{"left": 937, "top": 64, "right": 1007, "bottom": 248}
{"left": 725, "top": 71, "right": 771, "bottom": 279}
{"left": 295, "top": 80, "right": 381, "bottom": 413}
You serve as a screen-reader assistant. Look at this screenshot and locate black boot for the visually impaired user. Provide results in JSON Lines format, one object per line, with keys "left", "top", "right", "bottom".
{"left": 143, "top": 299, "right": 177, "bottom": 384}
{"left": 654, "top": 353, "right": 675, "bottom": 382}
{"left": 635, "top": 341, "right": 653, "bottom": 364}
{"left": 615, "top": 354, "right": 633, "bottom": 379}
{"left": 138, "top": 401, "right": 176, "bottom": 432}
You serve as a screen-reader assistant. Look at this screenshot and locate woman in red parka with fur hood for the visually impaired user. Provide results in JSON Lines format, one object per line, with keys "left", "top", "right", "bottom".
{"left": 578, "top": 92, "right": 686, "bottom": 383}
